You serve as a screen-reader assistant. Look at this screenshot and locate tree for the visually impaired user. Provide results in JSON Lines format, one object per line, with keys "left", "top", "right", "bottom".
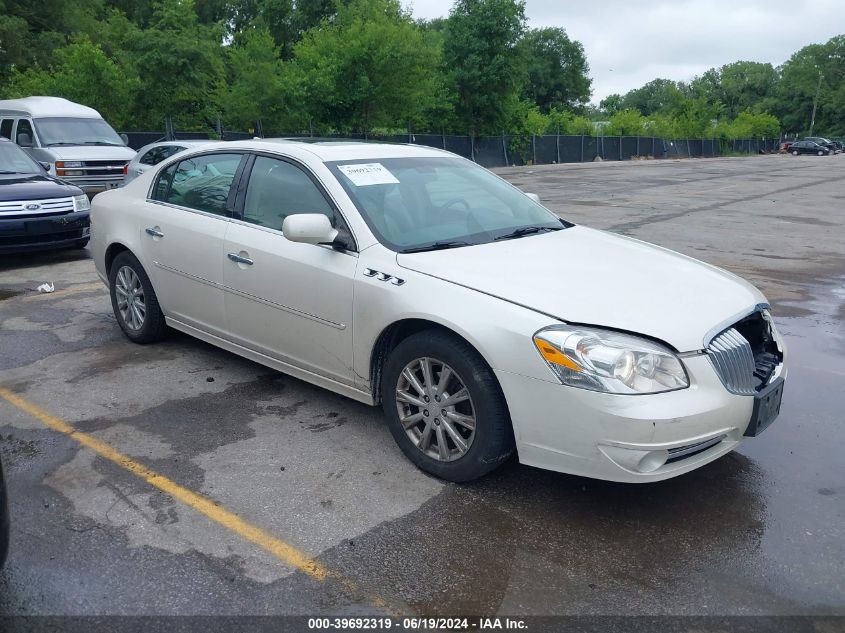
{"left": 620, "top": 78, "right": 686, "bottom": 116}
{"left": 127, "top": 0, "right": 226, "bottom": 129}
{"left": 776, "top": 35, "right": 845, "bottom": 136}
{"left": 6, "top": 37, "right": 139, "bottom": 128}
{"left": 519, "top": 27, "right": 590, "bottom": 113}
{"left": 715, "top": 111, "right": 780, "bottom": 140}
{"left": 691, "top": 61, "right": 779, "bottom": 119}
{"left": 289, "top": 0, "right": 440, "bottom": 134}
{"left": 599, "top": 93, "right": 623, "bottom": 117}
{"left": 218, "top": 27, "right": 287, "bottom": 131}
{"left": 604, "top": 109, "right": 647, "bottom": 136}
{"left": 443, "top": 0, "right": 527, "bottom": 135}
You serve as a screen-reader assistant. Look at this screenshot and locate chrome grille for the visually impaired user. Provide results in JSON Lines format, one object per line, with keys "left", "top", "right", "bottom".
{"left": 0, "top": 196, "right": 75, "bottom": 217}
{"left": 82, "top": 160, "right": 128, "bottom": 178}
{"left": 666, "top": 434, "right": 727, "bottom": 463}
{"left": 706, "top": 328, "right": 756, "bottom": 395}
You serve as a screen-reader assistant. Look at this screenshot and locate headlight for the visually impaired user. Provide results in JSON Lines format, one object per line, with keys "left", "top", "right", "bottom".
{"left": 57, "top": 161, "right": 83, "bottom": 168}
{"left": 73, "top": 194, "right": 91, "bottom": 212}
{"left": 532, "top": 325, "right": 689, "bottom": 394}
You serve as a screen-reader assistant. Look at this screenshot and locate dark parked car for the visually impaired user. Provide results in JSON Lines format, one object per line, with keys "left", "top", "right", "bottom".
{"left": 0, "top": 454, "right": 8, "bottom": 568}
{"left": 0, "top": 137, "right": 91, "bottom": 253}
{"left": 789, "top": 140, "right": 831, "bottom": 156}
{"left": 804, "top": 137, "right": 841, "bottom": 153}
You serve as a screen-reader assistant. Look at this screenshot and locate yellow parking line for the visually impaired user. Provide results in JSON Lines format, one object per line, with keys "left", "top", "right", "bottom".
{"left": 0, "top": 386, "right": 329, "bottom": 581}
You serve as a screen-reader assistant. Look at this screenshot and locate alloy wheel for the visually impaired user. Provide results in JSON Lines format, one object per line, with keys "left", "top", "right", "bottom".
{"left": 395, "top": 357, "right": 476, "bottom": 462}
{"left": 115, "top": 265, "right": 146, "bottom": 330}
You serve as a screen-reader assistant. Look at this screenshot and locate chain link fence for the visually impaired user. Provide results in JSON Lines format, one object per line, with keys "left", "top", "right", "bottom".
{"left": 122, "top": 128, "right": 783, "bottom": 166}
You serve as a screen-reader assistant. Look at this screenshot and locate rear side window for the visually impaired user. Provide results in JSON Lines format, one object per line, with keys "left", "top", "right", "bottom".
{"left": 140, "top": 147, "right": 163, "bottom": 166}
{"left": 141, "top": 145, "right": 185, "bottom": 166}
{"left": 161, "top": 153, "right": 243, "bottom": 216}
{"left": 0, "top": 119, "right": 12, "bottom": 140}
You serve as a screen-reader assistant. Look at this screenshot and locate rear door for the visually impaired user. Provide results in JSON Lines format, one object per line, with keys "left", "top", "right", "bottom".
{"left": 222, "top": 153, "right": 358, "bottom": 386}
{"left": 141, "top": 151, "right": 247, "bottom": 335}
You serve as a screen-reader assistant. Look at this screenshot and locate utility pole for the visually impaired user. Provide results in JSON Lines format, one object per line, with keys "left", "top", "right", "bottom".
{"left": 809, "top": 71, "right": 823, "bottom": 136}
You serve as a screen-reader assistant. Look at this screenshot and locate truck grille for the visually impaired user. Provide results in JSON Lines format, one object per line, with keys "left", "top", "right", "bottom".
{"left": 82, "top": 160, "right": 129, "bottom": 178}
{"left": 706, "top": 310, "right": 783, "bottom": 395}
{"left": 0, "top": 196, "right": 75, "bottom": 218}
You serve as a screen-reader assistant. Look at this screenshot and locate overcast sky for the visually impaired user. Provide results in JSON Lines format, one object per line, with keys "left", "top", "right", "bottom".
{"left": 401, "top": 0, "right": 845, "bottom": 104}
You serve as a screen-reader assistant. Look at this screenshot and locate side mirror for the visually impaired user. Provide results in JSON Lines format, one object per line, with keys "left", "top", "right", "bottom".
{"left": 39, "top": 161, "right": 51, "bottom": 172}
{"left": 282, "top": 214, "right": 338, "bottom": 246}
{"left": 120, "top": 133, "right": 129, "bottom": 146}
{"left": 17, "top": 133, "right": 33, "bottom": 148}
{"left": 526, "top": 193, "right": 540, "bottom": 204}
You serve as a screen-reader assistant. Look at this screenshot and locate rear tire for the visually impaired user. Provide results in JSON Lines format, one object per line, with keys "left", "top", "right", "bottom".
{"left": 792, "top": 150, "right": 798, "bottom": 156}
{"left": 818, "top": 150, "right": 824, "bottom": 156}
{"left": 381, "top": 329, "right": 514, "bottom": 482}
{"left": 108, "top": 251, "right": 167, "bottom": 344}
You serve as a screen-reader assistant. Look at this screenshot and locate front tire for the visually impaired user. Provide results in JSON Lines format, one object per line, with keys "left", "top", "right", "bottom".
{"left": 818, "top": 150, "right": 824, "bottom": 156}
{"left": 792, "top": 150, "right": 798, "bottom": 156}
{"left": 381, "top": 330, "right": 514, "bottom": 482}
{"left": 109, "top": 251, "right": 167, "bottom": 344}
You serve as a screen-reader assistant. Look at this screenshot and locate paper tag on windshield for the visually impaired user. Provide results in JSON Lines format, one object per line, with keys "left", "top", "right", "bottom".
{"left": 338, "top": 163, "right": 399, "bottom": 186}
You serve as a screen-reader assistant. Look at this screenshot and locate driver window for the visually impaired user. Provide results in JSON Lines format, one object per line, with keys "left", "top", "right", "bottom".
{"left": 165, "top": 153, "right": 243, "bottom": 216}
{"left": 15, "top": 119, "right": 34, "bottom": 145}
{"left": 242, "top": 156, "right": 334, "bottom": 231}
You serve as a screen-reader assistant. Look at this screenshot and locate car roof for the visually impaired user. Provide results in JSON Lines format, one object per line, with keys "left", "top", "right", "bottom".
{"left": 141, "top": 139, "right": 219, "bottom": 149}
{"left": 222, "top": 138, "right": 450, "bottom": 161}
{"left": 0, "top": 96, "right": 103, "bottom": 119}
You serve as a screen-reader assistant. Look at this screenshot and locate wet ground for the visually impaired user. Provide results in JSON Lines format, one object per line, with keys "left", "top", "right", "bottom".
{"left": 0, "top": 155, "right": 843, "bottom": 619}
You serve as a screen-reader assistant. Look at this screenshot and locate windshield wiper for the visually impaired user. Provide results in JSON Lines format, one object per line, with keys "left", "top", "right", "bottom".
{"left": 82, "top": 141, "right": 123, "bottom": 146}
{"left": 494, "top": 225, "right": 561, "bottom": 241}
{"left": 0, "top": 170, "right": 21, "bottom": 174}
{"left": 401, "top": 240, "right": 473, "bottom": 253}
{"left": 45, "top": 142, "right": 80, "bottom": 146}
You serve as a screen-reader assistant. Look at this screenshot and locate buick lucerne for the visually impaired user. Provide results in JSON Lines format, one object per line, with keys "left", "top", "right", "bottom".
{"left": 91, "top": 140, "right": 786, "bottom": 483}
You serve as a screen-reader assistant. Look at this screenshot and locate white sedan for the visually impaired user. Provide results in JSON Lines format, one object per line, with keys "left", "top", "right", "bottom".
{"left": 90, "top": 140, "right": 786, "bottom": 483}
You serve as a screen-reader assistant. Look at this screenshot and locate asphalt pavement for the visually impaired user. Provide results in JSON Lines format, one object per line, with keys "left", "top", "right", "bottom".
{"left": 0, "top": 154, "right": 842, "bottom": 622}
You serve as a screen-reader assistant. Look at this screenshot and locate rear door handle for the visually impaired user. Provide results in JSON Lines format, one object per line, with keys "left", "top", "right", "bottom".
{"left": 145, "top": 227, "right": 164, "bottom": 238}
{"left": 227, "top": 252, "right": 254, "bottom": 265}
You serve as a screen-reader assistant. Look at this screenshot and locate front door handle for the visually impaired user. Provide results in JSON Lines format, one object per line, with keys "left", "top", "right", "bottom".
{"left": 145, "top": 226, "right": 164, "bottom": 238}
{"left": 227, "top": 252, "right": 254, "bottom": 266}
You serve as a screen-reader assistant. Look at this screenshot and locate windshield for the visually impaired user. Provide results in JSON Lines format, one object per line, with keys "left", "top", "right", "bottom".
{"left": 328, "top": 157, "right": 566, "bottom": 252}
{"left": 34, "top": 117, "right": 124, "bottom": 147}
{"left": 0, "top": 142, "right": 42, "bottom": 174}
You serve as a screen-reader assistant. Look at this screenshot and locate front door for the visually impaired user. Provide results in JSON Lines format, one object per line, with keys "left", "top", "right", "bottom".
{"left": 222, "top": 154, "right": 357, "bottom": 386}
{"left": 142, "top": 151, "right": 246, "bottom": 335}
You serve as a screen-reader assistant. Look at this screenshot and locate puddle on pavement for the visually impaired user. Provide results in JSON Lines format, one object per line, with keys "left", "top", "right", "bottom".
{"left": 0, "top": 288, "right": 24, "bottom": 301}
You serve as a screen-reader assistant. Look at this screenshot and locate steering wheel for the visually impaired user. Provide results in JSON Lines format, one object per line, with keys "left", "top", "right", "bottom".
{"left": 438, "top": 197, "right": 470, "bottom": 211}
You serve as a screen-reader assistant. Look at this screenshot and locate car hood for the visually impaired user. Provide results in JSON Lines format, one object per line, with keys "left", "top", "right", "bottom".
{"left": 396, "top": 226, "right": 766, "bottom": 352}
{"left": 45, "top": 146, "right": 136, "bottom": 161}
{"left": 0, "top": 173, "right": 83, "bottom": 201}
